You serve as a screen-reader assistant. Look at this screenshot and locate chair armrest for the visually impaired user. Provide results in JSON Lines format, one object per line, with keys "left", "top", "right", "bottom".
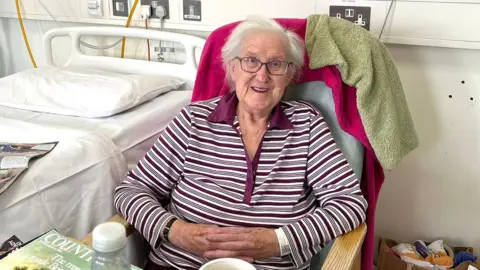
{"left": 321, "top": 223, "right": 367, "bottom": 270}
{"left": 80, "top": 213, "right": 134, "bottom": 248}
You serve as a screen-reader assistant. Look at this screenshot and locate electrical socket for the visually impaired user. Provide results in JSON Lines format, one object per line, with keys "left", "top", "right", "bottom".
{"left": 112, "top": 0, "right": 129, "bottom": 17}
{"left": 329, "top": 6, "right": 371, "bottom": 31}
{"left": 141, "top": 0, "right": 169, "bottom": 19}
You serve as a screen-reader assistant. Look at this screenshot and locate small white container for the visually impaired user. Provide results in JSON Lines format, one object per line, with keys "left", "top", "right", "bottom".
{"left": 91, "top": 222, "right": 130, "bottom": 270}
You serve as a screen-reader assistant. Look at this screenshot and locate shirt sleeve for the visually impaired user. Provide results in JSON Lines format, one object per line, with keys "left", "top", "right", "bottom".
{"left": 114, "top": 106, "right": 192, "bottom": 249}
{"left": 279, "top": 113, "right": 368, "bottom": 267}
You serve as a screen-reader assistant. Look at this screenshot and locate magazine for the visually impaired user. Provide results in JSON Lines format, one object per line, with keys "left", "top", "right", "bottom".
{"left": 0, "top": 142, "right": 58, "bottom": 195}
{"left": 0, "top": 229, "right": 142, "bottom": 270}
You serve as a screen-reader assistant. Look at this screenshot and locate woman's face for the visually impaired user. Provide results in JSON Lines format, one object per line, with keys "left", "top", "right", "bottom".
{"left": 230, "top": 31, "right": 294, "bottom": 115}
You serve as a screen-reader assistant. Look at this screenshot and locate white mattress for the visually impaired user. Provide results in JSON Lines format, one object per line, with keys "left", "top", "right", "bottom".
{"left": 0, "top": 90, "right": 192, "bottom": 265}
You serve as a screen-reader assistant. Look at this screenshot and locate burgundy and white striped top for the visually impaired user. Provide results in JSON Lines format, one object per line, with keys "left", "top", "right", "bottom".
{"left": 114, "top": 92, "right": 367, "bottom": 270}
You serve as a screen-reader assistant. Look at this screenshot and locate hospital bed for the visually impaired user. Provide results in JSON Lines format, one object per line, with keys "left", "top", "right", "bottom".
{"left": 0, "top": 26, "right": 205, "bottom": 265}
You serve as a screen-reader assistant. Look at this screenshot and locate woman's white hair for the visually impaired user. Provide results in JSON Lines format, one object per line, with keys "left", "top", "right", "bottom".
{"left": 221, "top": 15, "right": 305, "bottom": 88}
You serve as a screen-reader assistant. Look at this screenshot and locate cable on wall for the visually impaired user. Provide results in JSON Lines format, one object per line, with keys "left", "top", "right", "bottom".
{"left": 121, "top": 0, "right": 140, "bottom": 58}
{"left": 16, "top": 0, "right": 37, "bottom": 68}
{"left": 379, "top": 0, "right": 397, "bottom": 41}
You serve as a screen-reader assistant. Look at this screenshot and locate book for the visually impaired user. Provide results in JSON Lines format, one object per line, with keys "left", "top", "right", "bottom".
{"left": 0, "top": 229, "right": 142, "bottom": 270}
{"left": 0, "top": 142, "right": 58, "bottom": 195}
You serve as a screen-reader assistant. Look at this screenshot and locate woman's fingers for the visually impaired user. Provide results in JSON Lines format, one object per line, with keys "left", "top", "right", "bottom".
{"left": 213, "top": 226, "right": 253, "bottom": 234}
{"left": 208, "top": 240, "right": 254, "bottom": 250}
{"left": 206, "top": 233, "right": 248, "bottom": 242}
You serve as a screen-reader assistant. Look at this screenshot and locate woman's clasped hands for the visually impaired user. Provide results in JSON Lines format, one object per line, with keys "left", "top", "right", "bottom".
{"left": 168, "top": 220, "right": 281, "bottom": 263}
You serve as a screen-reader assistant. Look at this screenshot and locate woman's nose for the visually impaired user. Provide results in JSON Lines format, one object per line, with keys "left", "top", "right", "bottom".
{"left": 255, "top": 64, "right": 269, "bottom": 82}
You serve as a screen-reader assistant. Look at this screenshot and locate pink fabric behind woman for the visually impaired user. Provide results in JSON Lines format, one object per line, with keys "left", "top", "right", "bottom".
{"left": 191, "top": 18, "right": 384, "bottom": 270}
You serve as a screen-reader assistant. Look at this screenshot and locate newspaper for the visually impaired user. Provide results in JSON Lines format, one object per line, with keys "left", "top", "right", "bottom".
{"left": 0, "top": 142, "right": 58, "bottom": 195}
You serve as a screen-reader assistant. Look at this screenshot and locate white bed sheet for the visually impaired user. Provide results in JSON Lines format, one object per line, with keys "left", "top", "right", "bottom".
{"left": 0, "top": 90, "right": 193, "bottom": 265}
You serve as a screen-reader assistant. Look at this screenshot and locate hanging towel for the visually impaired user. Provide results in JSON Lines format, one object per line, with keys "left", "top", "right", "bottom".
{"left": 306, "top": 14, "right": 419, "bottom": 170}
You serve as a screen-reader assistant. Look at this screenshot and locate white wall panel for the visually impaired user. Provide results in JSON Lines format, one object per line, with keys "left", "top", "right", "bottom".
{"left": 188, "top": 0, "right": 315, "bottom": 28}
{"left": 381, "top": 1, "right": 480, "bottom": 49}
{"left": 0, "top": 0, "right": 80, "bottom": 18}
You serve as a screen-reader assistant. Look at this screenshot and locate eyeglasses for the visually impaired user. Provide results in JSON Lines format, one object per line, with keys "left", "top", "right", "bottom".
{"left": 235, "top": 56, "right": 292, "bottom": 75}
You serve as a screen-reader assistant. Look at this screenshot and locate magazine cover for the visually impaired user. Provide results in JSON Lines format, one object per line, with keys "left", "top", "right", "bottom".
{"left": 0, "top": 229, "right": 142, "bottom": 270}
{"left": 0, "top": 142, "right": 58, "bottom": 195}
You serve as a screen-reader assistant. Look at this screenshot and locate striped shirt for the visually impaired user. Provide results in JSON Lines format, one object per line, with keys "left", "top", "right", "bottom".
{"left": 114, "top": 92, "right": 367, "bottom": 270}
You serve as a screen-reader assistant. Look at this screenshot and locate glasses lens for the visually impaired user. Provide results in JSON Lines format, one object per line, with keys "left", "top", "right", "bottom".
{"left": 267, "top": 60, "right": 288, "bottom": 75}
{"left": 241, "top": 57, "right": 261, "bottom": 72}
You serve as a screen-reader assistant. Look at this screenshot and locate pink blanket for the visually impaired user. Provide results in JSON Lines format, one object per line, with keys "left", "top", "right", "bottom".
{"left": 191, "top": 19, "right": 384, "bottom": 270}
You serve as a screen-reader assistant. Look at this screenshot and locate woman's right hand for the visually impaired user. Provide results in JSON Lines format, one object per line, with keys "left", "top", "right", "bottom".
{"left": 168, "top": 220, "right": 217, "bottom": 256}
{"left": 168, "top": 220, "right": 254, "bottom": 262}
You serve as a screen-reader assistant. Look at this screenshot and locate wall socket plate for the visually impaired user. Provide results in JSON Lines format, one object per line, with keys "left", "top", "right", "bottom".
{"left": 112, "top": 0, "right": 129, "bottom": 17}
{"left": 141, "top": 0, "right": 169, "bottom": 19}
{"left": 329, "top": 6, "right": 371, "bottom": 31}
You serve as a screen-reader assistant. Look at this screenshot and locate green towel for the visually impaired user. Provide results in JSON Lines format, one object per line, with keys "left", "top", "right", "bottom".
{"left": 305, "top": 14, "right": 419, "bottom": 170}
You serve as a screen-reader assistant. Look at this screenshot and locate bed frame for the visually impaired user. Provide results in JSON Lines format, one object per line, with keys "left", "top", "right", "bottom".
{"left": 42, "top": 26, "right": 366, "bottom": 270}
{"left": 43, "top": 26, "right": 206, "bottom": 89}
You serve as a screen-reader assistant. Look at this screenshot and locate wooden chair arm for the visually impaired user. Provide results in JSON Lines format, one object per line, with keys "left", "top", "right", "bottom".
{"left": 322, "top": 223, "right": 367, "bottom": 270}
{"left": 80, "top": 213, "right": 134, "bottom": 248}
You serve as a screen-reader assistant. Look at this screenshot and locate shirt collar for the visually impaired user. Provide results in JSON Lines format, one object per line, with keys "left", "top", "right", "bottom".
{"left": 207, "top": 92, "right": 294, "bottom": 130}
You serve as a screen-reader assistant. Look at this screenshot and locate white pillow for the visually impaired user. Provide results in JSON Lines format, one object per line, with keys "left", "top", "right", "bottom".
{"left": 0, "top": 66, "right": 185, "bottom": 118}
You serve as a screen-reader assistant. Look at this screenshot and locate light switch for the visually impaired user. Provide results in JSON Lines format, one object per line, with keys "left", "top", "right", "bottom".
{"left": 116, "top": 2, "right": 124, "bottom": 12}
{"left": 87, "top": 0, "right": 103, "bottom": 16}
{"left": 345, "top": 8, "right": 354, "bottom": 18}
{"left": 112, "top": 0, "right": 129, "bottom": 17}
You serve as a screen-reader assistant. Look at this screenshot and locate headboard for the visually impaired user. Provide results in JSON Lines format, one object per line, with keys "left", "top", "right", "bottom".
{"left": 42, "top": 26, "right": 206, "bottom": 89}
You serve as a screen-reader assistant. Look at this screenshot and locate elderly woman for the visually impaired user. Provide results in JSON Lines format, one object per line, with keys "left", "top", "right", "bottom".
{"left": 114, "top": 16, "right": 367, "bottom": 270}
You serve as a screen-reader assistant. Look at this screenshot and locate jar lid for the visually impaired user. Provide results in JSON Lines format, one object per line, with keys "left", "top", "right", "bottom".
{"left": 92, "top": 222, "right": 127, "bottom": 253}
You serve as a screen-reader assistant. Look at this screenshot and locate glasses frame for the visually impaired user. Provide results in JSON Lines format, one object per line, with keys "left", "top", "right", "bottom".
{"left": 235, "top": 56, "right": 292, "bottom": 76}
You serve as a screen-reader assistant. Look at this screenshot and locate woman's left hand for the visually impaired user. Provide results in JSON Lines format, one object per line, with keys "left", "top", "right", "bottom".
{"left": 203, "top": 227, "right": 280, "bottom": 260}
